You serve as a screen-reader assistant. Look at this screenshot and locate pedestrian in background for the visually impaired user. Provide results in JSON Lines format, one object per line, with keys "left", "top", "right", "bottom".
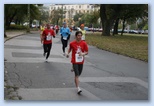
{"left": 66, "top": 31, "right": 88, "bottom": 94}
{"left": 60, "top": 22, "right": 71, "bottom": 56}
{"left": 79, "top": 24, "right": 86, "bottom": 41}
{"left": 40, "top": 23, "right": 46, "bottom": 44}
{"left": 42, "top": 23, "right": 55, "bottom": 62}
{"left": 55, "top": 25, "right": 59, "bottom": 34}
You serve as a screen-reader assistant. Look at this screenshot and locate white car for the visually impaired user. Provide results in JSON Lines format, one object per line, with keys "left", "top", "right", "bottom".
{"left": 31, "top": 24, "right": 36, "bottom": 28}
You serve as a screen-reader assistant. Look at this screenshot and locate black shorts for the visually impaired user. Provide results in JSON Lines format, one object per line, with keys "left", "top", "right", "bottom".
{"left": 73, "top": 64, "right": 83, "bottom": 76}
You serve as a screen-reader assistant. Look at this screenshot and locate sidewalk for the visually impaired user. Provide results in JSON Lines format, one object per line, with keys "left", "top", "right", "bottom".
{"left": 4, "top": 31, "right": 25, "bottom": 42}
{"left": 4, "top": 31, "right": 39, "bottom": 43}
{"left": 4, "top": 30, "right": 39, "bottom": 100}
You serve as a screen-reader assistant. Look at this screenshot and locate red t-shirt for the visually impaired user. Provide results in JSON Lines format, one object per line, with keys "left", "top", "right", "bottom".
{"left": 70, "top": 40, "right": 88, "bottom": 64}
{"left": 42, "top": 29, "right": 55, "bottom": 44}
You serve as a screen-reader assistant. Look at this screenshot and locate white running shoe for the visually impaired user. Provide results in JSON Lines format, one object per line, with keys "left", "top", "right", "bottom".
{"left": 45, "top": 58, "right": 48, "bottom": 62}
{"left": 77, "top": 87, "right": 82, "bottom": 94}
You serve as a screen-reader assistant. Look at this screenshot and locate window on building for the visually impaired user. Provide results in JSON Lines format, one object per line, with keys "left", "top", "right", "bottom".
{"left": 79, "top": 5, "right": 81, "bottom": 8}
{"left": 87, "top": 5, "right": 89, "bottom": 8}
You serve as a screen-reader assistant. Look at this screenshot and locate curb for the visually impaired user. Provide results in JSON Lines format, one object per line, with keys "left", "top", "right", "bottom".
{"left": 4, "top": 33, "right": 26, "bottom": 43}
{"left": 4, "top": 31, "right": 29, "bottom": 100}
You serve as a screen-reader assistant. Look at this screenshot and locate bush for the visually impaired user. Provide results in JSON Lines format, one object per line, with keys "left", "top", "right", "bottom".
{"left": 6, "top": 25, "right": 27, "bottom": 30}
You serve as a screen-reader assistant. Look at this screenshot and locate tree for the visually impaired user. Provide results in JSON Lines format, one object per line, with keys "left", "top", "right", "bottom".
{"left": 119, "top": 4, "right": 147, "bottom": 35}
{"left": 84, "top": 10, "right": 100, "bottom": 28}
{"left": 50, "top": 9, "right": 63, "bottom": 25}
{"left": 4, "top": 4, "right": 26, "bottom": 37}
{"left": 100, "top": 4, "right": 148, "bottom": 36}
{"left": 73, "top": 13, "right": 84, "bottom": 22}
{"left": 100, "top": 4, "right": 117, "bottom": 36}
{"left": 39, "top": 6, "right": 49, "bottom": 25}
{"left": 4, "top": 4, "right": 41, "bottom": 29}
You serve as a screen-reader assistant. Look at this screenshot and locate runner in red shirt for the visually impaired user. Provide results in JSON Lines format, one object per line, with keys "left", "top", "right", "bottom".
{"left": 42, "top": 24, "right": 55, "bottom": 61}
{"left": 66, "top": 31, "right": 88, "bottom": 94}
{"left": 55, "top": 25, "right": 59, "bottom": 34}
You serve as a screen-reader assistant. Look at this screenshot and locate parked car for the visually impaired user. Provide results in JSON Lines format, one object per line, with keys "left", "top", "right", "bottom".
{"left": 84, "top": 27, "right": 89, "bottom": 31}
{"left": 129, "top": 30, "right": 138, "bottom": 34}
{"left": 23, "top": 22, "right": 29, "bottom": 26}
{"left": 31, "top": 24, "right": 36, "bottom": 28}
{"left": 142, "top": 30, "right": 148, "bottom": 34}
{"left": 77, "top": 27, "right": 80, "bottom": 31}
{"left": 88, "top": 27, "right": 93, "bottom": 31}
{"left": 10, "top": 22, "right": 15, "bottom": 25}
{"left": 98, "top": 28, "right": 103, "bottom": 32}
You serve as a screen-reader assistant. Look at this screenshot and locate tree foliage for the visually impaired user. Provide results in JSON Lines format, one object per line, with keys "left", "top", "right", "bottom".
{"left": 84, "top": 10, "right": 100, "bottom": 27}
{"left": 39, "top": 6, "right": 49, "bottom": 24}
{"left": 4, "top": 4, "right": 41, "bottom": 29}
{"left": 100, "top": 4, "right": 148, "bottom": 36}
{"left": 50, "top": 9, "right": 63, "bottom": 25}
{"left": 73, "top": 13, "right": 84, "bottom": 22}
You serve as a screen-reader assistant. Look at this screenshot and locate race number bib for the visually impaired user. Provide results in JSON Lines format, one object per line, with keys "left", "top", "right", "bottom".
{"left": 46, "top": 35, "right": 52, "bottom": 41}
{"left": 82, "top": 35, "right": 85, "bottom": 40}
{"left": 63, "top": 37, "right": 67, "bottom": 40}
{"left": 75, "top": 54, "right": 83, "bottom": 63}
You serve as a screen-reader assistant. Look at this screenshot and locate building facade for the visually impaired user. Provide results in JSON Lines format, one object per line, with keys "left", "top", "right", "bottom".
{"left": 49, "top": 4, "right": 97, "bottom": 26}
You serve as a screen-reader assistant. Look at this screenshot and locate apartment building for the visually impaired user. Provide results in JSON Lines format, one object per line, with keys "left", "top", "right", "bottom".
{"left": 49, "top": 4, "right": 98, "bottom": 25}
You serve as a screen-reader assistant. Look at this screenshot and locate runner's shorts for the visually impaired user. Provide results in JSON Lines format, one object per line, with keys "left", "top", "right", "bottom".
{"left": 73, "top": 64, "right": 83, "bottom": 76}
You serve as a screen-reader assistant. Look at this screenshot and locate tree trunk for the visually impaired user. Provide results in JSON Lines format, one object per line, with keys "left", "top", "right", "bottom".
{"left": 39, "top": 20, "right": 42, "bottom": 25}
{"left": 4, "top": 32, "right": 7, "bottom": 38}
{"left": 5, "top": 17, "right": 9, "bottom": 29}
{"left": 102, "top": 20, "right": 111, "bottom": 36}
{"left": 56, "top": 18, "right": 59, "bottom": 26}
{"left": 113, "top": 18, "right": 119, "bottom": 36}
{"left": 100, "top": 4, "right": 112, "bottom": 36}
{"left": 121, "top": 18, "right": 125, "bottom": 36}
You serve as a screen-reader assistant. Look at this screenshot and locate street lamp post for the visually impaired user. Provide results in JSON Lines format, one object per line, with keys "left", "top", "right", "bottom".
{"left": 27, "top": 4, "right": 30, "bottom": 32}
{"left": 69, "top": 8, "right": 74, "bottom": 26}
{"left": 61, "top": 4, "right": 63, "bottom": 24}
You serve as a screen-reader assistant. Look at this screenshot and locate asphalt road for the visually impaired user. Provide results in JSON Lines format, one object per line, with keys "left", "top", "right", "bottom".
{"left": 4, "top": 31, "right": 148, "bottom": 100}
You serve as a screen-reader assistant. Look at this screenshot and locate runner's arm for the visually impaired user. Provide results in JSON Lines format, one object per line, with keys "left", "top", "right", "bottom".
{"left": 79, "top": 51, "right": 88, "bottom": 56}
{"left": 52, "top": 30, "right": 55, "bottom": 38}
{"left": 66, "top": 45, "right": 71, "bottom": 58}
{"left": 79, "top": 43, "right": 88, "bottom": 56}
